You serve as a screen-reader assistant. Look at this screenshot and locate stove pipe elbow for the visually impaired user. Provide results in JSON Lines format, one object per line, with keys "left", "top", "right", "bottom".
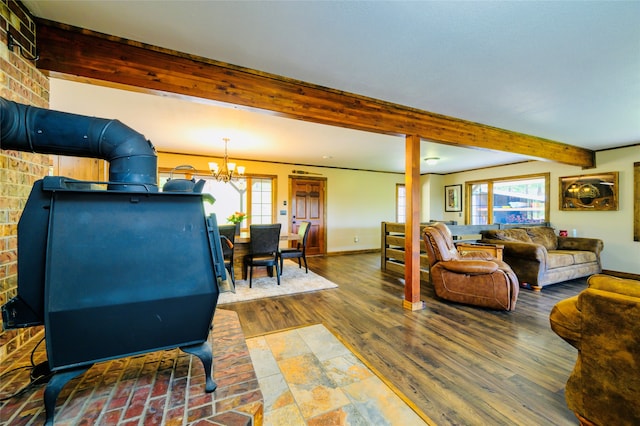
{"left": 1, "top": 97, "right": 157, "bottom": 191}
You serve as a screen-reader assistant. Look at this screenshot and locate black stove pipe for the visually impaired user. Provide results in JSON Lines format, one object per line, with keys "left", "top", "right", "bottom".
{"left": 0, "top": 97, "right": 158, "bottom": 191}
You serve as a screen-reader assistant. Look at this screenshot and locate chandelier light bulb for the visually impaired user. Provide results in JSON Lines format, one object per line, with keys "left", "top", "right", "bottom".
{"left": 210, "top": 138, "right": 246, "bottom": 183}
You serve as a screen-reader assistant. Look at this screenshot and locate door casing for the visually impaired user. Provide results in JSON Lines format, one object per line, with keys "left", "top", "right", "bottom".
{"left": 289, "top": 176, "right": 326, "bottom": 255}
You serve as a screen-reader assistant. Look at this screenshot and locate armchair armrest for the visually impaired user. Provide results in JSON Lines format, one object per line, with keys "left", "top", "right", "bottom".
{"left": 557, "top": 237, "right": 603, "bottom": 255}
{"left": 585, "top": 274, "right": 640, "bottom": 298}
{"left": 549, "top": 295, "right": 581, "bottom": 349}
{"left": 440, "top": 260, "right": 499, "bottom": 275}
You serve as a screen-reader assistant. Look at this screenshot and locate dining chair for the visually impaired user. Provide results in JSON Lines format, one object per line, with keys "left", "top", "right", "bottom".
{"left": 243, "top": 223, "right": 282, "bottom": 288}
{"left": 218, "top": 224, "right": 236, "bottom": 286}
{"left": 279, "top": 221, "right": 311, "bottom": 274}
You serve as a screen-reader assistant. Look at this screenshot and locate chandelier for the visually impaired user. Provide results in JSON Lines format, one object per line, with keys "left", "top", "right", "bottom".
{"left": 208, "top": 138, "right": 245, "bottom": 183}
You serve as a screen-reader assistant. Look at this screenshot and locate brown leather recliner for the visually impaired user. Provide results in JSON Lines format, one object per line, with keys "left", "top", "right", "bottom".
{"left": 422, "top": 222, "right": 519, "bottom": 311}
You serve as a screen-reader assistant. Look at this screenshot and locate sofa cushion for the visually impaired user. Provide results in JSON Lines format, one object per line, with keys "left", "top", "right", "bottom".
{"left": 546, "top": 250, "right": 597, "bottom": 269}
{"left": 525, "top": 227, "right": 558, "bottom": 251}
{"left": 547, "top": 251, "right": 576, "bottom": 269}
{"left": 571, "top": 250, "right": 597, "bottom": 264}
{"left": 487, "top": 228, "right": 533, "bottom": 243}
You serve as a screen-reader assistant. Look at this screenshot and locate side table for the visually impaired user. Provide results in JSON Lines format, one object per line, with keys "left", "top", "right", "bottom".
{"left": 456, "top": 242, "right": 504, "bottom": 261}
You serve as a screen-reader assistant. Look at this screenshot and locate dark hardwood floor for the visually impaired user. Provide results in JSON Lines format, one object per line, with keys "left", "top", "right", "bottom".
{"left": 221, "top": 252, "right": 583, "bottom": 426}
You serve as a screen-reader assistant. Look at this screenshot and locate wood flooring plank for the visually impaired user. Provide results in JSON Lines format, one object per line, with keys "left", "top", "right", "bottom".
{"left": 220, "top": 253, "right": 582, "bottom": 425}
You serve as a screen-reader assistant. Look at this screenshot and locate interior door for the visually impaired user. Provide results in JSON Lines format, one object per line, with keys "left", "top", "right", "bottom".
{"left": 290, "top": 177, "right": 326, "bottom": 255}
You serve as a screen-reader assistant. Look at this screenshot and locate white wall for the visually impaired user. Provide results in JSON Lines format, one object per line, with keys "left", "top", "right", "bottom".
{"left": 437, "top": 145, "right": 640, "bottom": 274}
{"left": 158, "top": 152, "right": 402, "bottom": 253}
{"left": 160, "top": 146, "right": 639, "bottom": 274}
{"left": 421, "top": 174, "right": 445, "bottom": 222}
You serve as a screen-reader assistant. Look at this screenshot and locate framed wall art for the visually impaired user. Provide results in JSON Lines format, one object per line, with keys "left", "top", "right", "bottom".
{"left": 559, "top": 172, "right": 619, "bottom": 211}
{"left": 444, "top": 184, "right": 462, "bottom": 212}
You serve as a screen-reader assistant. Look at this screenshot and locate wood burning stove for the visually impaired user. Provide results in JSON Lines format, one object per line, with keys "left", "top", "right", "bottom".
{"left": 1, "top": 98, "right": 227, "bottom": 425}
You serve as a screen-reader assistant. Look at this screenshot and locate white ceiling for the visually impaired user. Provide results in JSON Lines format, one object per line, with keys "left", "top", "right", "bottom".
{"left": 23, "top": 1, "right": 640, "bottom": 174}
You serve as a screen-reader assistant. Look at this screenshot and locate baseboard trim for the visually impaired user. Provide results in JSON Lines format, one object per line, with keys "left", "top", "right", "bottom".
{"left": 602, "top": 269, "right": 640, "bottom": 281}
{"left": 322, "top": 248, "right": 381, "bottom": 256}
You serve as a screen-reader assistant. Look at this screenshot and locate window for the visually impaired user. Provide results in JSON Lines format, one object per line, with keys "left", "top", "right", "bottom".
{"left": 470, "top": 183, "right": 489, "bottom": 225}
{"left": 159, "top": 172, "right": 275, "bottom": 230}
{"left": 467, "top": 174, "right": 549, "bottom": 225}
{"left": 249, "top": 178, "right": 274, "bottom": 225}
{"left": 396, "top": 184, "right": 406, "bottom": 223}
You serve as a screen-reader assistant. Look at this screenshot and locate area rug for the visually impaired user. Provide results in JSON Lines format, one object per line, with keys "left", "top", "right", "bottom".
{"left": 217, "top": 260, "right": 338, "bottom": 305}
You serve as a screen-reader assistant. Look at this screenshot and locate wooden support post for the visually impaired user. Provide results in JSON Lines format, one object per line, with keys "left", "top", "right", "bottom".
{"left": 403, "top": 134, "right": 425, "bottom": 311}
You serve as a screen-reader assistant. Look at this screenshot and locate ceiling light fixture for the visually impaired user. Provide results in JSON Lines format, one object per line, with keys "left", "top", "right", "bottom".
{"left": 424, "top": 157, "right": 440, "bottom": 166}
{"left": 208, "top": 138, "right": 245, "bottom": 183}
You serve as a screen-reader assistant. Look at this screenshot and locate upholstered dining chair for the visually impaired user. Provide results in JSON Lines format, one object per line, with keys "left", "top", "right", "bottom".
{"left": 279, "top": 221, "right": 311, "bottom": 274}
{"left": 218, "top": 224, "right": 236, "bottom": 286}
{"left": 243, "top": 223, "right": 282, "bottom": 288}
{"left": 422, "top": 222, "right": 519, "bottom": 311}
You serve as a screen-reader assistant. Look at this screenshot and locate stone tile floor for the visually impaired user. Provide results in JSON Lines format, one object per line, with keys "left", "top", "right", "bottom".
{"left": 247, "top": 324, "right": 428, "bottom": 425}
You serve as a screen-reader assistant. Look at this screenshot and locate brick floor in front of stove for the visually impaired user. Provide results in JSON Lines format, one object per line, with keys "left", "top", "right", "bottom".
{"left": 0, "top": 310, "right": 263, "bottom": 426}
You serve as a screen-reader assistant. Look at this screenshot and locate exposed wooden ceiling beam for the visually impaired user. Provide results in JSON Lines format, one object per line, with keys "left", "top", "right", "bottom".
{"left": 35, "top": 20, "right": 594, "bottom": 168}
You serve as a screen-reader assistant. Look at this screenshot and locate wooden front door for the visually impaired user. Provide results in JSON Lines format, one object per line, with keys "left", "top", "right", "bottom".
{"left": 290, "top": 177, "right": 326, "bottom": 255}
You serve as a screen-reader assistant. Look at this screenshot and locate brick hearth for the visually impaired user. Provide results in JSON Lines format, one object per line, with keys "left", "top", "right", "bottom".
{"left": 0, "top": 309, "right": 263, "bottom": 425}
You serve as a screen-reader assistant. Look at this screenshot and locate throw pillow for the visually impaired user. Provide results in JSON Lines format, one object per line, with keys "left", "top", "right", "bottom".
{"left": 525, "top": 227, "right": 558, "bottom": 251}
{"left": 493, "top": 228, "right": 533, "bottom": 243}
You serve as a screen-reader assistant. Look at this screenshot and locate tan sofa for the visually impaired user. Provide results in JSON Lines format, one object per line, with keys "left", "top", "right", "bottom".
{"left": 480, "top": 226, "right": 603, "bottom": 290}
{"left": 549, "top": 274, "right": 640, "bottom": 425}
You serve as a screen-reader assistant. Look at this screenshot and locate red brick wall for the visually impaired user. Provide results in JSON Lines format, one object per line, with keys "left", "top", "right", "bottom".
{"left": 0, "top": 0, "right": 50, "bottom": 362}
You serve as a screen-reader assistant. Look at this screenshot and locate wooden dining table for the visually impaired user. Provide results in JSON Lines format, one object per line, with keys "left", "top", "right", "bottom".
{"left": 231, "top": 232, "right": 301, "bottom": 280}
